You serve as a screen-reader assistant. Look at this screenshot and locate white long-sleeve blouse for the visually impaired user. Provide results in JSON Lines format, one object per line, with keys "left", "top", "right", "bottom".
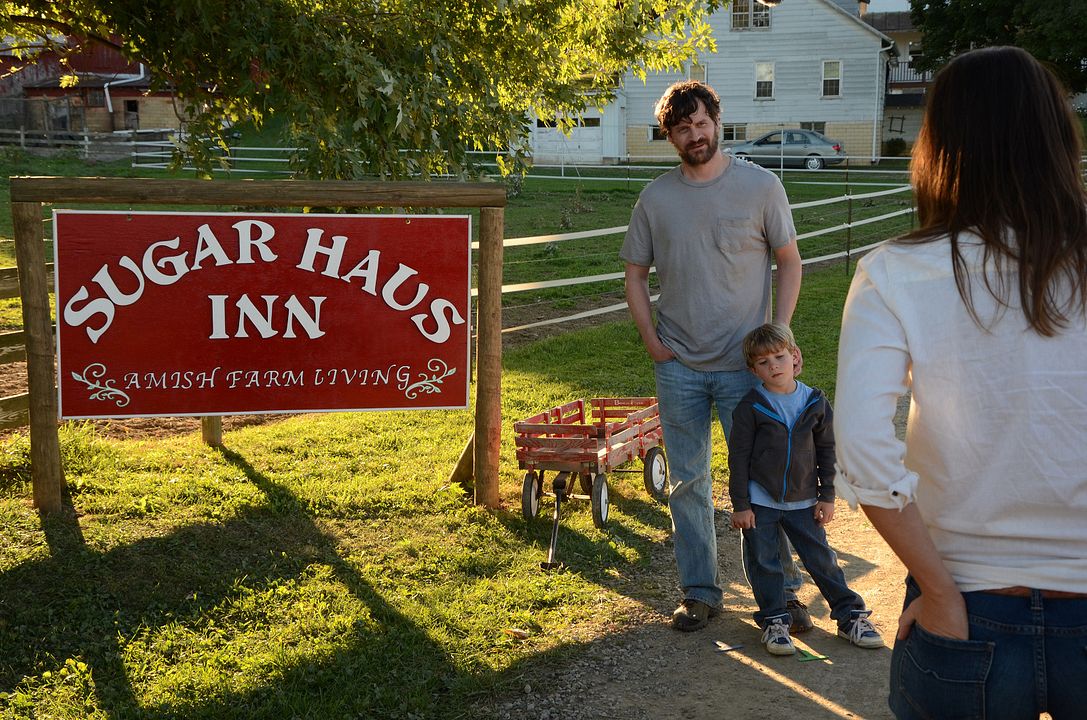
{"left": 834, "top": 234, "right": 1087, "bottom": 593}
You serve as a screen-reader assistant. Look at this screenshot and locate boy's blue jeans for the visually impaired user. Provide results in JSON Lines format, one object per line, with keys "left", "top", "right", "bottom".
{"left": 653, "top": 359, "right": 802, "bottom": 608}
{"left": 742, "top": 503, "right": 864, "bottom": 628}
{"left": 890, "top": 576, "right": 1087, "bottom": 719}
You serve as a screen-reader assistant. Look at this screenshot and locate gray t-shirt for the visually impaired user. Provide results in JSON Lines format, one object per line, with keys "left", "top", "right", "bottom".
{"left": 620, "top": 158, "right": 797, "bottom": 371}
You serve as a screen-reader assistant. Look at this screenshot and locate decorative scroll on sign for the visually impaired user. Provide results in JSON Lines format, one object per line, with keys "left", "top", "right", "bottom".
{"left": 53, "top": 211, "right": 472, "bottom": 418}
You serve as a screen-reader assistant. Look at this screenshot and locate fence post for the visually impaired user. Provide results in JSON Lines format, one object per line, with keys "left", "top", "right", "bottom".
{"left": 19, "top": 128, "right": 24, "bottom": 149}
{"left": 12, "top": 200, "right": 64, "bottom": 514}
{"left": 845, "top": 187, "right": 854, "bottom": 275}
{"left": 201, "top": 416, "right": 222, "bottom": 446}
{"left": 83, "top": 133, "right": 90, "bottom": 159}
{"left": 844, "top": 159, "right": 852, "bottom": 274}
{"left": 474, "top": 206, "right": 504, "bottom": 509}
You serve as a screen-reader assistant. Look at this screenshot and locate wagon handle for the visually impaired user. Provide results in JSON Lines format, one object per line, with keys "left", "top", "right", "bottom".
{"left": 540, "top": 472, "right": 570, "bottom": 571}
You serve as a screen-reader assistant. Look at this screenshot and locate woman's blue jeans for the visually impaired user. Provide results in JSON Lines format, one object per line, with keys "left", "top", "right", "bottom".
{"left": 653, "top": 359, "right": 801, "bottom": 607}
{"left": 890, "top": 577, "right": 1087, "bottom": 719}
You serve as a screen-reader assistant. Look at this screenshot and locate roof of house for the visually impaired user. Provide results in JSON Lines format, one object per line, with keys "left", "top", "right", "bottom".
{"left": 818, "top": 0, "right": 895, "bottom": 46}
{"left": 23, "top": 71, "right": 150, "bottom": 90}
{"left": 863, "top": 11, "right": 915, "bottom": 33}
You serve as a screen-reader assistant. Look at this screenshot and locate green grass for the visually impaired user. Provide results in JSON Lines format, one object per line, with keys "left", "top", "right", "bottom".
{"left": 493, "top": 167, "right": 910, "bottom": 320}
{"left": 0, "top": 147, "right": 867, "bottom": 718}
{"left": 0, "top": 148, "right": 910, "bottom": 333}
{"left": 0, "top": 263, "right": 857, "bottom": 719}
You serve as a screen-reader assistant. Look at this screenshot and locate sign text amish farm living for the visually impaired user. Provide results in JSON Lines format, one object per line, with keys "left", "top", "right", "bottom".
{"left": 53, "top": 211, "right": 471, "bottom": 418}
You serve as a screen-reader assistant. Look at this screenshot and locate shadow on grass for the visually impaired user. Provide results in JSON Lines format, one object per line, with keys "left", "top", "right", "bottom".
{"left": 494, "top": 475, "right": 672, "bottom": 585}
{"left": 0, "top": 446, "right": 466, "bottom": 719}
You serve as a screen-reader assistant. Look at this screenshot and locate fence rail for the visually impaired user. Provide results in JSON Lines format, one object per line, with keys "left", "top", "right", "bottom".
{"left": 0, "top": 127, "right": 174, "bottom": 160}
{"left": 0, "top": 179, "right": 910, "bottom": 429}
{"left": 129, "top": 140, "right": 922, "bottom": 179}
{"left": 0, "top": 330, "right": 31, "bottom": 429}
{"left": 0, "top": 392, "right": 29, "bottom": 431}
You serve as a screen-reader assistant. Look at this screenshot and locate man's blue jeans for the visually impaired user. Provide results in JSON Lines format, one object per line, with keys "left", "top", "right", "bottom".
{"left": 890, "top": 577, "right": 1087, "bottom": 719}
{"left": 742, "top": 503, "right": 864, "bottom": 628}
{"left": 654, "top": 359, "right": 802, "bottom": 607}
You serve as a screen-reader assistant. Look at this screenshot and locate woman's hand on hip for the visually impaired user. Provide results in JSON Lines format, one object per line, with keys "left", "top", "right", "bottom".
{"left": 899, "top": 590, "right": 969, "bottom": 641}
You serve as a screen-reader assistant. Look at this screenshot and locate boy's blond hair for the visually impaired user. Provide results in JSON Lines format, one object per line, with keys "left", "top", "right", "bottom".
{"left": 742, "top": 322, "right": 797, "bottom": 368}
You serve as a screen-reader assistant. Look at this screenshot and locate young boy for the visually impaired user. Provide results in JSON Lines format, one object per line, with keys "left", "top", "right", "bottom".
{"left": 728, "top": 323, "right": 883, "bottom": 655}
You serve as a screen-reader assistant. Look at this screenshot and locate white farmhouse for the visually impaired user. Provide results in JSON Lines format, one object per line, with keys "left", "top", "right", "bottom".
{"left": 530, "top": 0, "right": 894, "bottom": 165}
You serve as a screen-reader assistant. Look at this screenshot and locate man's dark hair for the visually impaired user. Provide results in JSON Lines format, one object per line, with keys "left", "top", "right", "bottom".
{"left": 654, "top": 81, "right": 721, "bottom": 137}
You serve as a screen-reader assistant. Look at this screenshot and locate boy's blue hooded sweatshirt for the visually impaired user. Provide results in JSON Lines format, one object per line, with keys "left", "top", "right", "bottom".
{"left": 727, "top": 385, "right": 836, "bottom": 512}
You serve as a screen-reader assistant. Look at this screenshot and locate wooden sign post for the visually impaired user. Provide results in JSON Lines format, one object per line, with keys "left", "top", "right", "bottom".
{"left": 11, "top": 177, "right": 506, "bottom": 513}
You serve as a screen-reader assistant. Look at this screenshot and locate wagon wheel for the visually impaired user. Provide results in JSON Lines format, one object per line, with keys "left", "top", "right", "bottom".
{"left": 578, "top": 471, "right": 593, "bottom": 495}
{"left": 591, "top": 473, "right": 609, "bottom": 529}
{"left": 642, "top": 447, "right": 669, "bottom": 501}
{"left": 521, "top": 470, "right": 543, "bottom": 520}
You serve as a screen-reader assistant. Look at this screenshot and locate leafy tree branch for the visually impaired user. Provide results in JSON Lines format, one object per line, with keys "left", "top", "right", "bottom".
{"left": 1, "top": 0, "right": 724, "bottom": 179}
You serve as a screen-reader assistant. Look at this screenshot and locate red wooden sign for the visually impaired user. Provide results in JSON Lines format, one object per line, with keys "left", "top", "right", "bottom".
{"left": 53, "top": 211, "right": 472, "bottom": 418}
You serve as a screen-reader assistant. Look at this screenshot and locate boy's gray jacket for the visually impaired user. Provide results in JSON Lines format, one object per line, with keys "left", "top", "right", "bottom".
{"left": 727, "top": 386, "right": 836, "bottom": 512}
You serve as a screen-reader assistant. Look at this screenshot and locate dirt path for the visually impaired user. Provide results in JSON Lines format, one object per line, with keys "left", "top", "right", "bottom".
{"left": 476, "top": 503, "right": 905, "bottom": 720}
{"left": 475, "top": 398, "right": 913, "bottom": 720}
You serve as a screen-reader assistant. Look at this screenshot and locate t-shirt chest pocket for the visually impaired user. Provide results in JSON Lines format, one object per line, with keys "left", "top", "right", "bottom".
{"left": 713, "top": 217, "right": 757, "bottom": 254}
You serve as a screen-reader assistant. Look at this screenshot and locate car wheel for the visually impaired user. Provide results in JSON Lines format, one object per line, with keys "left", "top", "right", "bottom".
{"left": 805, "top": 155, "right": 824, "bottom": 170}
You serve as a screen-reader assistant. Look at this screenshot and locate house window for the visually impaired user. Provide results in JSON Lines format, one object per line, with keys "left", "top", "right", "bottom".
{"left": 800, "top": 121, "right": 826, "bottom": 134}
{"left": 721, "top": 124, "right": 746, "bottom": 142}
{"left": 85, "top": 89, "right": 105, "bottom": 107}
{"left": 822, "top": 60, "right": 841, "bottom": 97}
{"left": 649, "top": 126, "right": 668, "bottom": 141}
{"left": 888, "top": 116, "right": 905, "bottom": 133}
{"left": 731, "top": 0, "right": 770, "bottom": 30}
{"left": 755, "top": 62, "right": 774, "bottom": 99}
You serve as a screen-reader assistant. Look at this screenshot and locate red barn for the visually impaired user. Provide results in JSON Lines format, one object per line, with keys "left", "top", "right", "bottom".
{"left": 0, "top": 36, "right": 184, "bottom": 132}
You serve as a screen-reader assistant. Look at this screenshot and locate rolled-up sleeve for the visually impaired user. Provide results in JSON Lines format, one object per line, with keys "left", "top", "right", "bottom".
{"left": 834, "top": 255, "right": 918, "bottom": 510}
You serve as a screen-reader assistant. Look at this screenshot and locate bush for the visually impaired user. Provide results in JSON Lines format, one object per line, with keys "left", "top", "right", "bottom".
{"left": 882, "top": 137, "right": 909, "bottom": 157}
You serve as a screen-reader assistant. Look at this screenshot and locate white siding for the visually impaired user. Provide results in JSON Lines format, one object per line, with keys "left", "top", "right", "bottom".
{"left": 610, "top": 0, "right": 891, "bottom": 160}
{"left": 711, "top": 2, "right": 884, "bottom": 124}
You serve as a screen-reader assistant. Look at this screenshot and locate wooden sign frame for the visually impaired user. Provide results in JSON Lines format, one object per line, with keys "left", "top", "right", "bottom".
{"left": 11, "top": 176, "right": 506, "bottom": 513}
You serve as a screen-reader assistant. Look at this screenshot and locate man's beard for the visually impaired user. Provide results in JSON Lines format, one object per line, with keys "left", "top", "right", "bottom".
{"left": 678, "top": 134, "right": 719, "bottom": 166}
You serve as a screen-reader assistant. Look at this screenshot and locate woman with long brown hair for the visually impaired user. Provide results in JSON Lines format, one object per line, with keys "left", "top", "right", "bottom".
{"left": 834, "top": 46, "right": 1087, "bottom": 719}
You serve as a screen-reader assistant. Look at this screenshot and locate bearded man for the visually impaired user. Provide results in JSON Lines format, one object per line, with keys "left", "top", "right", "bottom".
{"left": 621, "top": 81, "right": 806, "bottom": 631}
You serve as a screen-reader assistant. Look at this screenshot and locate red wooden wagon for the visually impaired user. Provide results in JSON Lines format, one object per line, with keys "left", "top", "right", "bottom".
{"left": 514, "top": 397, "right": 668, "bottom": 568}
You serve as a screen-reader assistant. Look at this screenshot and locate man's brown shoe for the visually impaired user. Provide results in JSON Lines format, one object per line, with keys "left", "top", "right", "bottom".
{"left": 671, "top": 599, "right": 721, "bottom": 632}
{"left": 787, "top": 599, "right": 814, "bottom": 634}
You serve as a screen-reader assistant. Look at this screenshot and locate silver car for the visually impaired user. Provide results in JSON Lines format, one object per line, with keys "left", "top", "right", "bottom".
{"left": 726, "top": 129, "right": 847, "bottom": 170}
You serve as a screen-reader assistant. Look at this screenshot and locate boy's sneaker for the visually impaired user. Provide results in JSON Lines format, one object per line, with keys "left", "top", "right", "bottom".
{"left": 671, "top": 599, "right": 720, "bottom": 632}
{"left": 786, "top": 599, "right": 814, "bottom": 634}
{"left": 838, "top": 610, "right": 884, "bottom": 649}
{"left": 761, "top": 616, "right": 796, "bottom": 656}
